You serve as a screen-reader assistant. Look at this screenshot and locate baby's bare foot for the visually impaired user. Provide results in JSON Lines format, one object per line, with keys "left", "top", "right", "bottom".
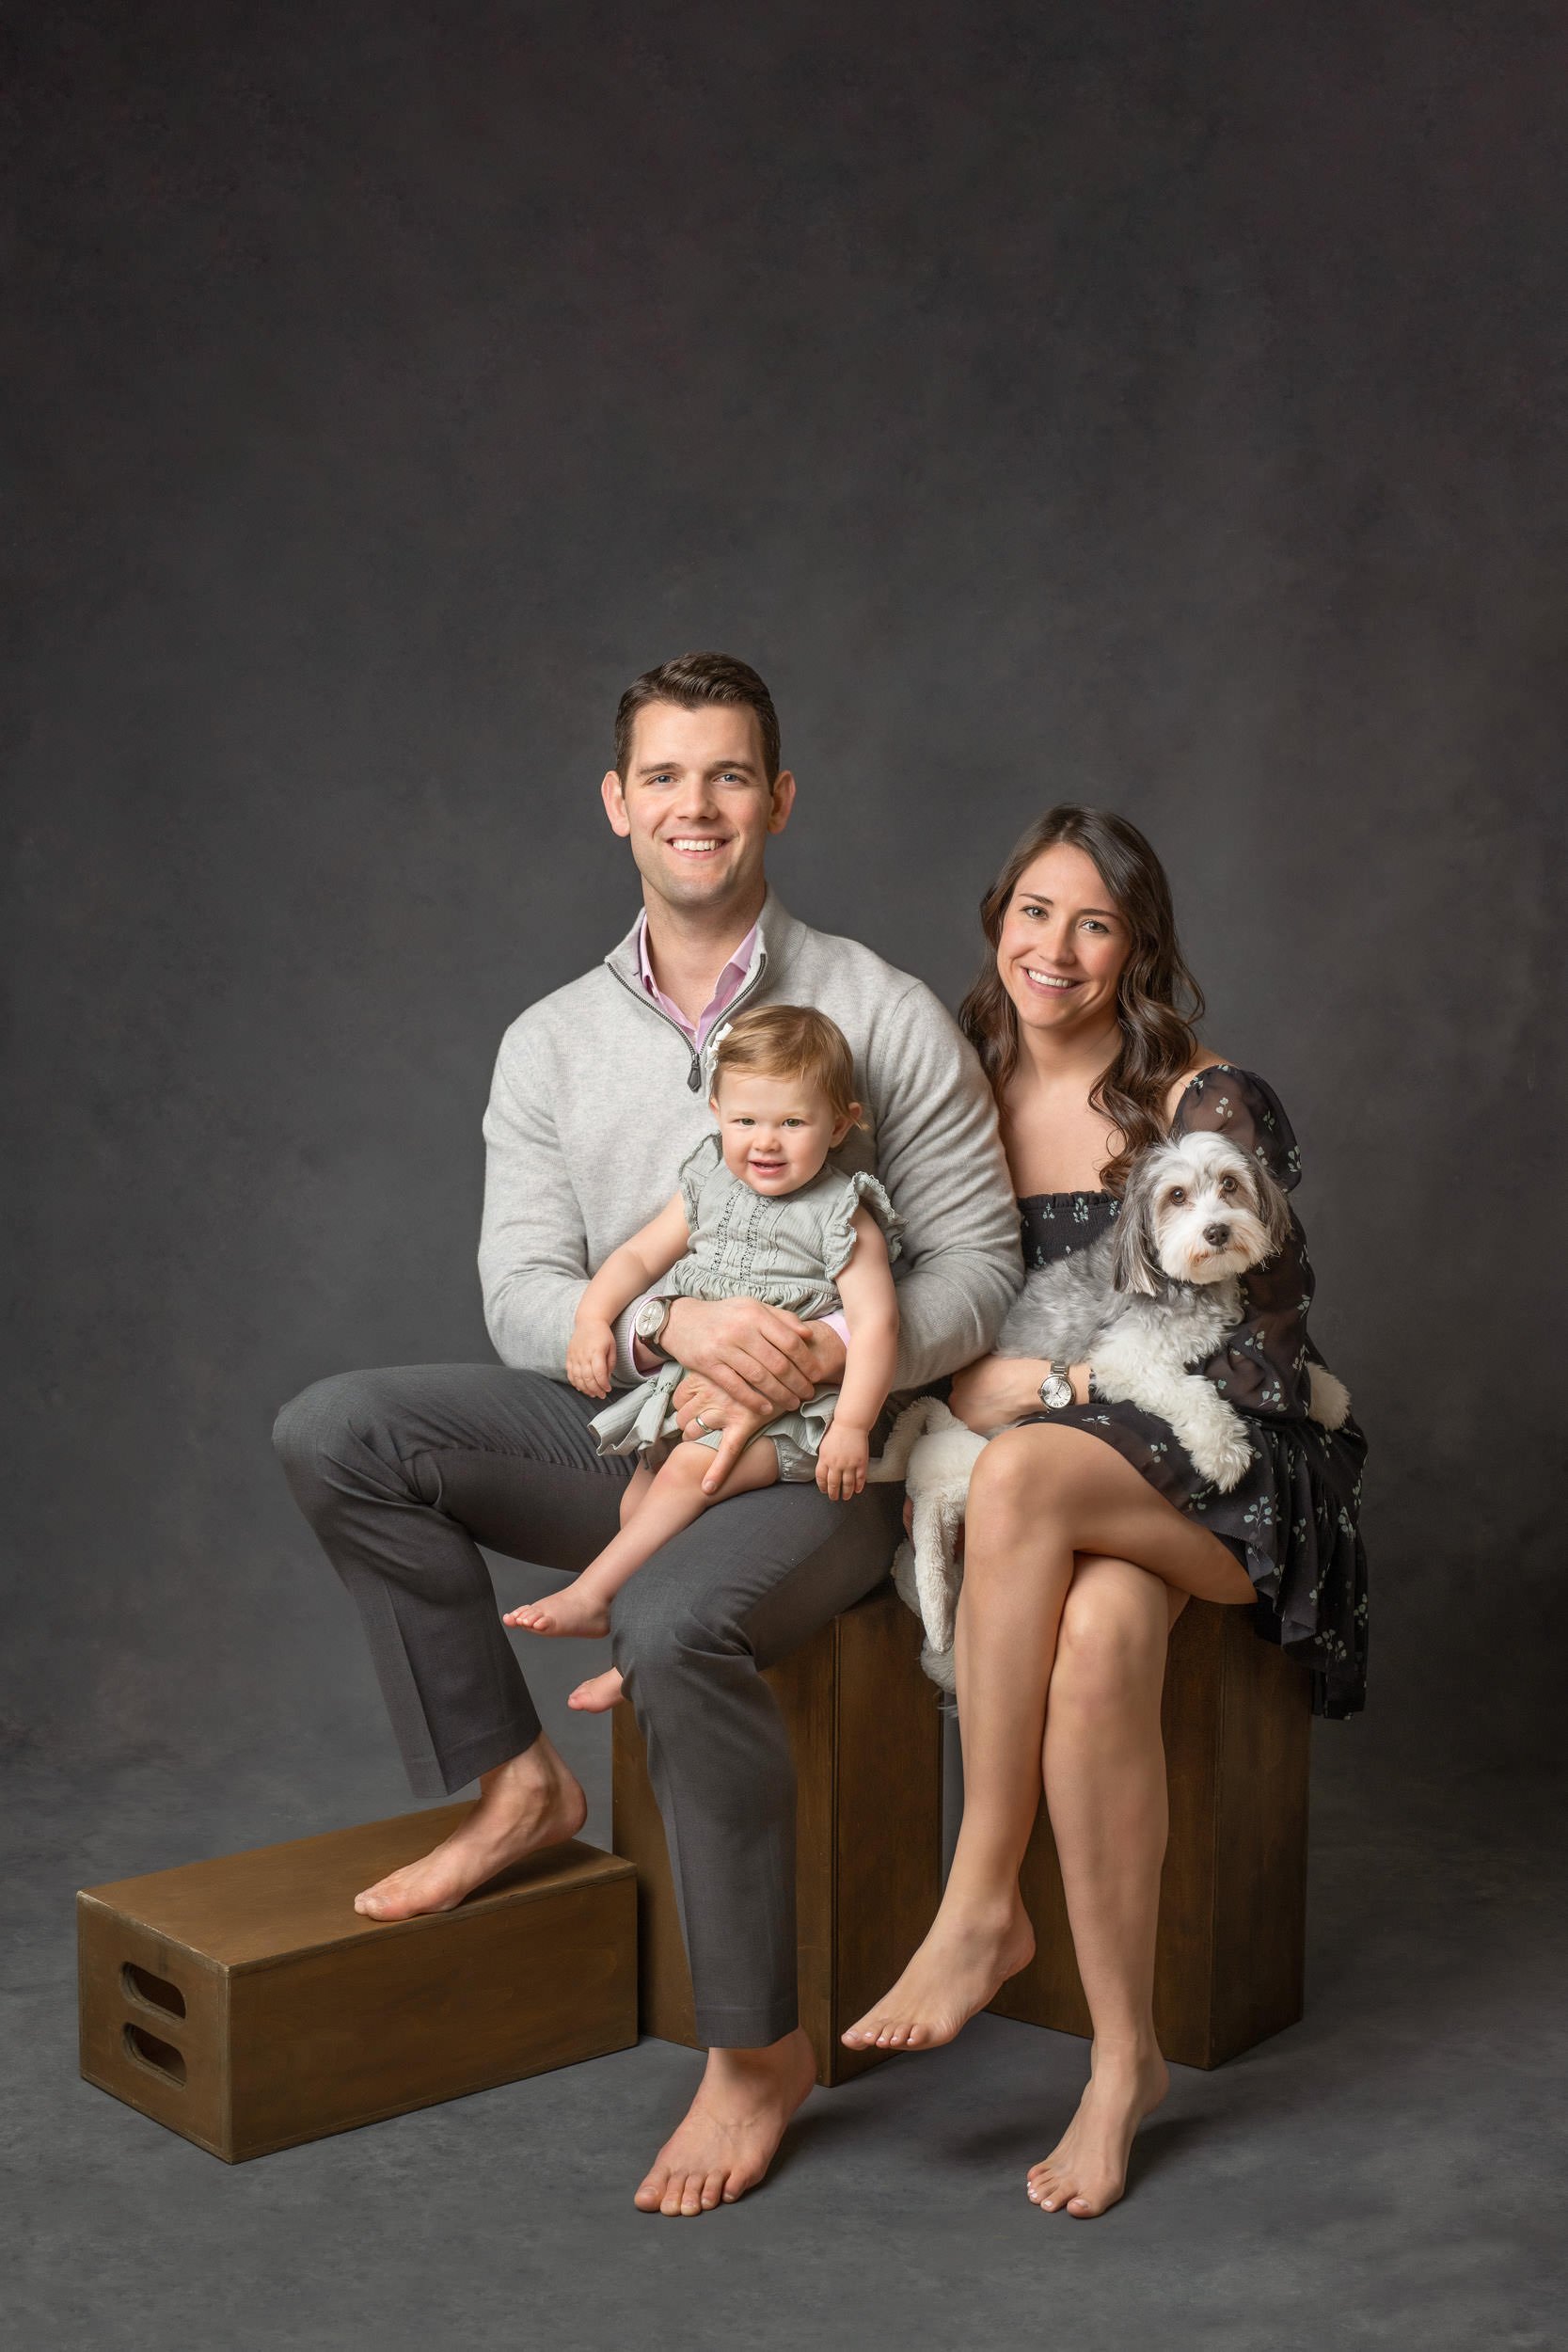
{"left": 503, "top": 1580, "right": 611, "bottom": 1639}
{"left": 841, "top": 1894, "right": 1035, "bottom": 2051}
{"left": 1026, "top": 2042, "right": 1169, "bottom": 2218}
{"left": 568, "top": 1668, "right": 626, "bottom": 1712}
{"left": 352, "top": 1738, "right": 586, "bottom": 1922}
{"left": 634, "top": 2031, "right": 817, "bottom": 2217}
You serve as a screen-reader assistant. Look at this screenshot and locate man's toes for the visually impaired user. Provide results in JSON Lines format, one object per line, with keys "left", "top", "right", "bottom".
{"left": 700, "top": 2169, "right": 727, "bottom": 2211}
{"left": 633, "top": 2168, "right": 668, "bottom": 2212}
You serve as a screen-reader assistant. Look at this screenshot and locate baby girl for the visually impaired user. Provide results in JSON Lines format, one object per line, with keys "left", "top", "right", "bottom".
{"left": 504, "top": 1003, "right": 901, "bottom": 1709}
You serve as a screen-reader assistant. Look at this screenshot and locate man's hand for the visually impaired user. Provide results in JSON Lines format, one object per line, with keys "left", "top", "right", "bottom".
{"left": 689, "top": 1399, "right": 776, "bottom": 1495}
{"left": 816, "top": 1421, "right": 870, "bottom": 1502}
{"left": 660, "top": 1297, "right": 844, "bottom": 1415}
{"left": 567, "top": 1314, "right": 617, "bottom": 1399}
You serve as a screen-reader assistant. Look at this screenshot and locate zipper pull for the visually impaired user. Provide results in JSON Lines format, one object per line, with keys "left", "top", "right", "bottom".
{"left": 688, "top": 1057, "right": 704, "bottom": 1092}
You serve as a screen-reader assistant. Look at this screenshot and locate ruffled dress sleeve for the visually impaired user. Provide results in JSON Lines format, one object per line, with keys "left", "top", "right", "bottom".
{"left": 821, "top": 1168, "right": 904, "bottom": 1282}
{"left": 1170, "top": 1066, "right": 1314, "bottom": 1421}
{"left": 675, "top": 1131, "right": 725, "bottom": 1229}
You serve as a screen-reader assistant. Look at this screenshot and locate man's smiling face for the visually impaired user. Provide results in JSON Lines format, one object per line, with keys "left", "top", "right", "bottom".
{"left": 601, "top": 700, "right": 795, "bottom": 917}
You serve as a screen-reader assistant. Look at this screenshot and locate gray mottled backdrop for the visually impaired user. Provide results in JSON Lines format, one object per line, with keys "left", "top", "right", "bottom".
{"left": 6, "top": 0, "right": 1564, "bottom": 1795}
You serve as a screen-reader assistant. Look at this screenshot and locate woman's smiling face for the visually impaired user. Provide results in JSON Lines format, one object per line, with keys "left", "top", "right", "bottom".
{"left": 997, "top": 842, "right": 1132, "bottom": 1039}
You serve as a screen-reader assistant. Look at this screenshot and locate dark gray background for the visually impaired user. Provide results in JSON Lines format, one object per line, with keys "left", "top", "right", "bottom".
{"left": 8, "top": 0, "right": 1563, "bottom": 1778}
{"left": 7, "top": 8, "right": 1567, "bottom": 2345}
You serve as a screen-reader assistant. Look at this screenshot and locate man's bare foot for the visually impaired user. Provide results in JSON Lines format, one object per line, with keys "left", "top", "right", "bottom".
{"left": 1026, "top": 2041, "right": 1169, "bottom": 2218}
{"left": 352, "top": 1735, "right": 587, "bottom": 1921}
{"left": 502, "top": 1580, "right": 610, "bottom": 1638}
{"left": 567, "top": 1668, "right": 626, "bottom": 1712}
{"left": 840, "top": 1892, "right": 1035, "bottom": 2050}
{"left": 634, "top": 2030, "right": 817, "bottom": 2217}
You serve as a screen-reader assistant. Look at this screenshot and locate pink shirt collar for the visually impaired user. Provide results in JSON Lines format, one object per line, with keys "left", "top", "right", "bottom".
{"left": 634, "top": 911, "right": 759, "bottom": 1050}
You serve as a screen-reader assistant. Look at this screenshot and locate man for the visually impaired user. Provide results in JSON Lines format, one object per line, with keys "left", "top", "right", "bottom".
{"left": 273, "top": 652, "right": 1020, "bottom": 2214}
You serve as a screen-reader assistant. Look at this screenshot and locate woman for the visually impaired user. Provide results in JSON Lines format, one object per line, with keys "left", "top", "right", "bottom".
{"left": 843, "top": 806, "right": 1368, "bottom": 2218}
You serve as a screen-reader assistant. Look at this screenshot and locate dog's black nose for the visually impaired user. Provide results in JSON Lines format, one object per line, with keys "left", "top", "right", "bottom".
{"left": 1203, "top": 1223, "right": 1231, "bottom": 1248}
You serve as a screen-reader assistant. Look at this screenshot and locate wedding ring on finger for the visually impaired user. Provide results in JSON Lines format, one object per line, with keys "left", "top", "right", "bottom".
{"left": 693, "top": 1412, "right": 710, "bottom": 1433}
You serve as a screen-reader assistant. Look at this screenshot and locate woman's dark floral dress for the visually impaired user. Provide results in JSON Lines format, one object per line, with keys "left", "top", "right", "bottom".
{"left": 1016, "top": 1065, "right": 1369, "bottom": 1718}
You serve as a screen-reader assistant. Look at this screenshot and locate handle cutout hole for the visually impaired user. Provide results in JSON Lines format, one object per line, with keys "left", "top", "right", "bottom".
{"left": 123, "top": 2024, "right": 185, "bottom": 2086}
{"left": 121, "top": 1963, "right": 186, "bottom": 2019}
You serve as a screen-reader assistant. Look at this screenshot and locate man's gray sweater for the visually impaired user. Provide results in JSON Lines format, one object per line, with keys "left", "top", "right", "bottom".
{"left": 479, "top": 888, "right": 1022, "bottom": 1390}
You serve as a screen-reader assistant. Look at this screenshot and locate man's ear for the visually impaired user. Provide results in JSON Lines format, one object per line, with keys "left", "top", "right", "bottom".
{"left": 601, "top": 769, "right": 631, "bottom": 836}
{"left": 767, "top": 770, "right": 797, "bottom": 835}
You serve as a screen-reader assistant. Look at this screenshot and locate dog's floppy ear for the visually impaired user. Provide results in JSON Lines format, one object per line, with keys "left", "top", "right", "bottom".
{"left": 1111, "top": 1156, "right": 1163, "bottom": 1295}
{"left": 1246, "top": 1153, "right": 1292, "bottom": 1256}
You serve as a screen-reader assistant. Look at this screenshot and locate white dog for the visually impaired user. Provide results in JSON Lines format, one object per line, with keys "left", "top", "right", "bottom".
{"left": 870, "top": 1130, "right": 1351, "bottom": 1689}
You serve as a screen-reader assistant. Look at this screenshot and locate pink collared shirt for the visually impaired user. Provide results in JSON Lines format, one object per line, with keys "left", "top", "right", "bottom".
{"left": 634, "top": 910, "right": 758, "bottom": 1050}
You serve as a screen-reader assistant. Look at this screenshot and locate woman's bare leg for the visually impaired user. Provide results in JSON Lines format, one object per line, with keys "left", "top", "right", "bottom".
{"left": 505, "top": 1439, "right": 778, "bottom": 1638}
{"left": 843, "top": 1423, "right": 1252, "bottom": 2051}
{"left": 1027, "top": 1557, "right": 1185, "bottom": 2219}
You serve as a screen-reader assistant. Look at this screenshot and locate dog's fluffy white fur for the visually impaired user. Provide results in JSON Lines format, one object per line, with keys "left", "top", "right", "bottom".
{"left": 869, "top": 1130, "right": 1351, "bottom": 1690}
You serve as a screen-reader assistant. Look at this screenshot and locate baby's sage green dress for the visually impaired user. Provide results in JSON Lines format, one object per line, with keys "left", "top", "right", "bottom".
{"left": 590, "top": 1132, "right": 902, "bottom": 1481}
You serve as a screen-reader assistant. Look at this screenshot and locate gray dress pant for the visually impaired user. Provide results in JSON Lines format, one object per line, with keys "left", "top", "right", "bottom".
{"left": 272, "top": 1364, "right": 901, "bottom": 2048}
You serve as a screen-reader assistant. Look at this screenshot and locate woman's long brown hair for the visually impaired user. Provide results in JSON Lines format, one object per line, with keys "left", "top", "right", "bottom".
{"left": 958, "top": 805, "right": 1205, "bottom": 1193}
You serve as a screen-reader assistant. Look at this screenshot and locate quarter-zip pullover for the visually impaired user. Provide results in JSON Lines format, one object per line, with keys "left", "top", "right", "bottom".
{"left": 479, "top": 888, "right": 1022, "bottom": 1388}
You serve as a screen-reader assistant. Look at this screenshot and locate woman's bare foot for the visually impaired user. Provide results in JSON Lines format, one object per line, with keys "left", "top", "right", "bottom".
{"left": 840, "top": 1893, "right": 1036, "bottom": 2051}
{"left": 634, "top": 2030, "right": 817, "bottom": 2217}
{"left": 1026, "top": 2042, "right": 1169, "bottom": 2217}
{"left": 352, "top": 1736, "right": 587, "bottom": 1921}
{"left": 503, "top": 1580, "right": 611, "bottom": 1638}
{"left": 567, "top": 1668, "right": 626, "bottom": 1712}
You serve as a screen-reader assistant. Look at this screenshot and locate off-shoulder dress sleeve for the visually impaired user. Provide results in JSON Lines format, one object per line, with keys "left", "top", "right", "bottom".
{"left": 821, "top": 1169, "right": 904, "bottom": 1282}
{"left": 1170, "top": 1065, "right": 1314, "bottom": 1421}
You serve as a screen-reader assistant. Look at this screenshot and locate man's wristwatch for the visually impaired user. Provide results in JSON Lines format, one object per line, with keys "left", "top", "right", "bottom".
{"left": 1037, "top": 1361, "right": 1076, "bottom": 1412}
{"left": 633, "top": 1296, "right": 673, "bottom": 1357}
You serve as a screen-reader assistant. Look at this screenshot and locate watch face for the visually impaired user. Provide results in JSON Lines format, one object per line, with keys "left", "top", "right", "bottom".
{"left": 1039, "top": 1372, "right": 1074, "bottom": 1410}
{"left": 635, "top": 1300, "right": 666, "bottom": 1339}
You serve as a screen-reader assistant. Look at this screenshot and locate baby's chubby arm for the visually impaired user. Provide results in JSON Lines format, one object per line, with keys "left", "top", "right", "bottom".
{"left": 567, "top": 1193, "right": 690, "bottom": 1398}
{"left": 816, "top": 1209, "right": 899, "bottom": 1501}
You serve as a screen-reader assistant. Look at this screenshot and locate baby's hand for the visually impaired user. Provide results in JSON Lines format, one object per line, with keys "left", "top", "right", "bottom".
{"left": 567, "top": 1317, "right": 616, "bottom": 1399}
{"left": 816, "top": 1422, "right": 869, "bottom": 1502}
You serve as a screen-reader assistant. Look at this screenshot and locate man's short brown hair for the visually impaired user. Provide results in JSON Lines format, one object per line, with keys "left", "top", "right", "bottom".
{"left": 613, "top": 651, "right": 782, "bottom": 784}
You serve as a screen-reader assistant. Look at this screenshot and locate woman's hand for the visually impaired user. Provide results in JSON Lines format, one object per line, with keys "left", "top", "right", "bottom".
{"left": 946, "top": 1355, "right": 1090, "bottom": 1434}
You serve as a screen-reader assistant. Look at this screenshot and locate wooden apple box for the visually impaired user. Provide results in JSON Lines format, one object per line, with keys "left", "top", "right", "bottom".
{"left": 78, "top": 1806, "right": 637, "bottom": 2162}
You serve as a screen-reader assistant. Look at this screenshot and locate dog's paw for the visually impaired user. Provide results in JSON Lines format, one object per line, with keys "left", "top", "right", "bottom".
{"left": 1194, "top": 1425, "right": 1255, "bottom": 1491}
{"left": 1308, "top": 1364, "right": 1352, "bottom": 1429}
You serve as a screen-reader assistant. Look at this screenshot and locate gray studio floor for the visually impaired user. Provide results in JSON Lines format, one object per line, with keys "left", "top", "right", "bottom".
{"left": 7, "top": 1629, "right": 1564, "bottom": 2352}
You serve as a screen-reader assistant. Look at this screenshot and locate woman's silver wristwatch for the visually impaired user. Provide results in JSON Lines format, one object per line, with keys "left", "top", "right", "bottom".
{"left": 1037, "top": 1361, "right": 1076, "bottom": 1412}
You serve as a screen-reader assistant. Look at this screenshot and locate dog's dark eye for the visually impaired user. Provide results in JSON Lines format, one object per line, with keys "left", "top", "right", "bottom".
{"left": 1168, "top": 1187, "right": 1186, "bottom": 1205}
{"left": 1219, "top": 1175, "right": 1236, "bottom": 1194}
